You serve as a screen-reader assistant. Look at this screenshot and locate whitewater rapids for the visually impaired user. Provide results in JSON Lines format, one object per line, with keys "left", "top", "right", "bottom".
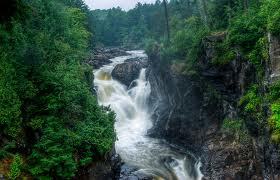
{"left": 94, "top": 50, "right": 203, "bottom": 180}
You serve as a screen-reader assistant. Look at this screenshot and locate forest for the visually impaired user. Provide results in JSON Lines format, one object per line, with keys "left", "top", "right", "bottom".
{"left": 0, "top": 0, "right": 280, "bottom": 179}
{"left": 0, "top": 0, "right": 115, "bottom": 179}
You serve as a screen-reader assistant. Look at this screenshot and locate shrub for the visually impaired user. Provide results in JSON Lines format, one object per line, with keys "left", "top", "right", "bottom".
{"left": 261, "top": 0, "right": 280, "bottom": 35}
{"left": 228, "top": 7, "right": 266, "bottom": 53}
{"left": 222, "top": 118, "right": 250, "bottom": 144}
{"left": 8, "top": 155, "right": 23, "bottom": 180}
{"left": 268, "top": 82, "right": 280, "bottom": 143}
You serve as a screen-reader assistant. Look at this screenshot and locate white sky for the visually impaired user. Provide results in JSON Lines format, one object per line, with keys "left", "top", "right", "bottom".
{"left": 83, "top": 0, "right": 157, "bottom": 10}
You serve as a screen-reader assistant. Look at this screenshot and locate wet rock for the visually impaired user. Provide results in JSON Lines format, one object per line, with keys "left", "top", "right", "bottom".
{"left": 88, "top": 54, "right": 112, "bottom": 69}
{"left": 87, "top": 47, "right": 129, "bottom": 69}
{"left": 201, "top": 133, "right": 263, "bottom": 179}
{"left": 104, "top": 47, "right": 129, "bottom": 58}
{"left": 112, "top": 57, "right": 148, "bottom": 87}
{"left": 74, "top": 149, "right": 122, "bottom": 180}
{"left": 124, "top": 57, "right": 148, "bottom": 67}
{"left": 119, "top": 164, "right": 152, "bottom": 180}
{"left": 146, "top": 51, "right": 206, "bottom": 152}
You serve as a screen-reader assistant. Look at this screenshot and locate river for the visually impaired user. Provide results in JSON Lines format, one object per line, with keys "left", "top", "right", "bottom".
{"left": 94, "top": 50, "right": 203, "bottom": 180}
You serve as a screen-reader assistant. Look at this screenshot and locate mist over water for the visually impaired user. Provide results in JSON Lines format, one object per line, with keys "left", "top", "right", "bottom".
{"left": 94, "top": 50, "right": 203, "bottom": 180}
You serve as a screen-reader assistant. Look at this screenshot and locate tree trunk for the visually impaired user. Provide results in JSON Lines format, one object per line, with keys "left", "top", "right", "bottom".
{"left": 201, "top": 0, "right": 209, "bottom": 27}
{"left": 244, "top": 0, "right": 248, "bottom": 10}
{"left": 163, "top": 0, "right": 170, "bottom": 41}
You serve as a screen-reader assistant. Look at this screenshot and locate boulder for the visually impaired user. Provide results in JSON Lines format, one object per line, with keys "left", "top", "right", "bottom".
{"left": 112, "top": 57, "right": 147, "bottom": 87}
{"left": 119, "top": 164, "right": 152, "bottom": 180}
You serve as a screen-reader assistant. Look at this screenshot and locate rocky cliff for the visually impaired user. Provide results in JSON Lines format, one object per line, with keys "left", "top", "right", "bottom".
{"left": 146, "top": 53, "right": 206, "bottom": 151}
{"left": 146, "top": 34, "right": 280, "bottom": 179}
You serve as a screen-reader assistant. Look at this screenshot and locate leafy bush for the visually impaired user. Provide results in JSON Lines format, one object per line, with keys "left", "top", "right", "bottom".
{"left": 261, "top": 0, "right": 280, "bottom": 35}
{"left": 239, "top": 85, "right": 266, "bottom": 126}
{"left": 228, "top": 7, "right": 266, "bottom": 53}
{"left": 212, "top": 40, "right": 236, "bottom": 65}
{"left": 239, "top": 85, "right": 262, "bottom": 113}
{"left": 172, "top": 16, "right": 209, "bottom": 61}
{"left": 222, "top": 118, "right": 250, "bottom": 144}
{"left": 8, "top": 155, "right": 23, "bottom": 180}
{"left": 144, "top": 38, "right": 160, "bottom": 57}
{"left": 268, "top": 82, "right": 280, "bottom": 143}
{"left": 222, "top": 118, "right": 243, "bottom": 134}
{"left": 247, "top": 37, "right": 269, "bottom": 65}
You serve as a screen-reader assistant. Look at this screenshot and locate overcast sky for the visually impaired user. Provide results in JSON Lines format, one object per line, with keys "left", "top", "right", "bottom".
{"left": 83, "top": 0, "right": 156, "bottom": 10}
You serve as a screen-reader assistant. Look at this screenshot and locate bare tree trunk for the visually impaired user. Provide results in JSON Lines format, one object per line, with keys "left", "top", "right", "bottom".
{"left": 201, "top": 0, "right": 209, "bottom": 27}
{"left": 244, "top": 0, "right": 248, "bottom": 10}
{"left": 163, "top": 0, "right": 170, "bottom": 41}
{"left": 186, "top": 0, "right": 192, "bottom": 17}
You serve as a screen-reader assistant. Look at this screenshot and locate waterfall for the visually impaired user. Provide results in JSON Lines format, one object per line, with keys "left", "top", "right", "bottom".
{"left": 94, "top": 50, "right": 203, "bottom": 180}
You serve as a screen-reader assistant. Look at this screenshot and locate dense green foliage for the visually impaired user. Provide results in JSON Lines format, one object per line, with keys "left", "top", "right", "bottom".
{"left": 222, "top": 118, "right": 250, "bottom": 144}
{"left": 91, "top": 1, "right": 166, "bottom": 47}
{"left": 92, "top": 0, "right": 203, "bottom": 47}
{"left": 8, "top": 154, "right": 23, "bottom": 180}
{"left": 0, "top": 0, "right": 115, "bottom": 178}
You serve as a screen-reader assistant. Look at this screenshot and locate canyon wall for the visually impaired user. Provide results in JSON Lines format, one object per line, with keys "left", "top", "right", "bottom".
{"left": 146, "top": 34, "right": 280, "bottom": 179}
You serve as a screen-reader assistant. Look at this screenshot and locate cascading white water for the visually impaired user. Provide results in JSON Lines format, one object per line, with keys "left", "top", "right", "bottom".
{"left": 94, "top": 50, "right": 203, "bottom": 180}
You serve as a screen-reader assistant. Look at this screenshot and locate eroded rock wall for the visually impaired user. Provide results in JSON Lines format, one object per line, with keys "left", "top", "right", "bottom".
{"left": 146, "top": 34, "right": 280, "bottom": 179}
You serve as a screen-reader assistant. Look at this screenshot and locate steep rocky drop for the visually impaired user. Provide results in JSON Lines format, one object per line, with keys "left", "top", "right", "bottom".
{"left": 145, "top": 34, "right": 280, "bottom": 179}
{"left": 94, "top": 50, "right": 203, "bottom": 180}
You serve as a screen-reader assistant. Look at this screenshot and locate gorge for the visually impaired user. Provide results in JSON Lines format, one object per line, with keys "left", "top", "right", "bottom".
{"left": 94, "top": 51, "right": 203, "bottom": 180}
{"left": 90, "top": 33, "right": 280, "bottom": 179}
{"left": 1, "top": 0, "right": 280, "bottom": 179}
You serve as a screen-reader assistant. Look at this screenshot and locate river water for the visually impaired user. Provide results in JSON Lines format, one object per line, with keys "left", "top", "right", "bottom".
{"left": 94, "top": 50, "right": 203, "bottom": 180}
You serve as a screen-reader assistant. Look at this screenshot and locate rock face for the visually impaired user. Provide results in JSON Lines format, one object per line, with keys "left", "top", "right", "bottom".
{"left": 146, "top": 33, "right": 280, "bottom": 179}
{"left": 198, "top": 34, "right": 262, "bottom": 179}
{"left": 268, "top": 33, "right": 280, "bottom": 82}
{"left": 146, "top": 55, "right": 206, "bottom": 151}
{"left": 112, "top": 57, "right": 148, "bottom": 87}
{"left": 199, "top": 34, "right": 256, "bottom": 100}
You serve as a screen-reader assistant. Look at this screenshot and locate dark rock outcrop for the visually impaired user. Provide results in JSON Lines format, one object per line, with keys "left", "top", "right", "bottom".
{"left": 199, "top": 33, "right": 256, "bottom": 100}
{"left": 75, "top": 150, "right": 122, "bottom": 180}
{"left": 112, "top": 57, "right": 148, "bottom": 87}
{"left": 118, "top": 164, "right": 153, "bottom": 180}
{"left": 87, "top": 48, "right": 129, "bottom": 69}
{"left": 146, "top": 56, "right": 206, "bottom": 151}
